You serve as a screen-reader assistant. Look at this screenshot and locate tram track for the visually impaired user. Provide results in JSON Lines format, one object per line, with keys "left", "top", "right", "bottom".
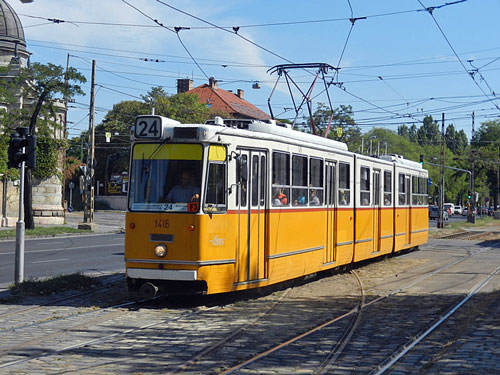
{"left": 219, "top": 244, "right": 499, "bottom": 374}
{"left": 372, "top": 263, "right": 500, "bottom": 374}
{"left": 0, "top": 274, "right": 124, "bottom": 320}
{"left": 0, "top": 296, "right": 207, "bottom": 370}
{"left": 315, "top": 270, "right": 365, "bottom": 374}
{"left": 1, "top": 243, "right": 497, "bottom": 374}
{"left": 437, "top": 230, "right": 500, "bottom": 241}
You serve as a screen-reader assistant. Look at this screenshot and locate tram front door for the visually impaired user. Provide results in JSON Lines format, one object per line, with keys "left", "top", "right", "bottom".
{"left": 325, "top": 161, "right": 336, "bottom": 264}
{"left": 236, "top": 150, "right": 267, "bottom": 283}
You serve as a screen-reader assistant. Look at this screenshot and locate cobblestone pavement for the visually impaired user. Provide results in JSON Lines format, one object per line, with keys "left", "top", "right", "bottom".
{"left": 0, "top": 238, "right": 499, "bottom": 374}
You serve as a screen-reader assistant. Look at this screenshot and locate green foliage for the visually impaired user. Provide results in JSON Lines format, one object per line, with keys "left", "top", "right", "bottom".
{"left": 33, "top": 137, "right": 66, "bottom": 180}
{"left": 307, "top": 103, "right": 362, "bottom": 148}
{"left": 64, "top": 156, "right": 83, "bottom": 180}
{"left": 0, "top": 62, "right": 86, "bottom": 182}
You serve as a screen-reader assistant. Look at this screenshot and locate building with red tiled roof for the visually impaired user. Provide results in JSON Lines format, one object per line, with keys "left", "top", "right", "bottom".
{"left": 177, "top": 78, "right": 271, "bottom": 120}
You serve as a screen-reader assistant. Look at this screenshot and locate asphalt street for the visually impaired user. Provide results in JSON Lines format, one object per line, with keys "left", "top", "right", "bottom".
{"left": 0, "top": 233, "right": 125, "bottom": 286}
{"left": 0, "top": 211, "right": 126, "bottom": 289}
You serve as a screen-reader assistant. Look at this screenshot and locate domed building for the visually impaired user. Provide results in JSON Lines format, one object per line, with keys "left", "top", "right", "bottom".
{"left": 0, "top": 0, "right": 29, "bottom": 67}
{"left": 0, "top": 0, "right": 66, "bottom": 226}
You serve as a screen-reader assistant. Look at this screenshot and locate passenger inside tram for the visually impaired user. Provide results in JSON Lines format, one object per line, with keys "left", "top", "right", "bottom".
{"left": 273, "top": 188, "right": 288, "bottom": 206}
{"left": 310, "top": 190, "right": 320, "bottom": 205}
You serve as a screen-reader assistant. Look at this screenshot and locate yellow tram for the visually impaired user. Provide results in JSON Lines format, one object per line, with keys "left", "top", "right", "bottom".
{"left": 125, "top": 116, "right": 428, "bottom": 297}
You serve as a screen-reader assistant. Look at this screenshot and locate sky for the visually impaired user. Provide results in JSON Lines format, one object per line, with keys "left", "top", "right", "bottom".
{"left": 9, "top": 0, "right": 500, "bottom": 140}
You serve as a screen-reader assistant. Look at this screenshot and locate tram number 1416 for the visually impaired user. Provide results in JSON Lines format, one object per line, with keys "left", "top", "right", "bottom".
{"left": 135, "top": 116, "right": 162, "bottom": 139}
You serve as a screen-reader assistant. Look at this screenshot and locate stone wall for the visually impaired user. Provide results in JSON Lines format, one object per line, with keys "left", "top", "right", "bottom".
{"left": 1, "top": 175, "right": 64, "bottom": 227}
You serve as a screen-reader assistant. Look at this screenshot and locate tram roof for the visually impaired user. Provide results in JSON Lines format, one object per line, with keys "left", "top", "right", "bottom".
{"left": 131, "top": 116, "right": 424, "bottom": 170}
{"left": 203, "top": 117, "right": 349, "bottom": 151}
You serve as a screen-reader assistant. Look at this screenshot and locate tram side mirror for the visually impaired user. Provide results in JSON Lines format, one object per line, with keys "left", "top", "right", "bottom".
{"left": 229, "top": 151, "right": 241, "bottom": 161}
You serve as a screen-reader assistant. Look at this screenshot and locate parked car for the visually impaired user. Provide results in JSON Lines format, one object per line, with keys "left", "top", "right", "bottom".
{"left": 429, "top": 206, "right": 449, "bottom": 220}
{"left": 454, "top": 205, "right": 463, "bottom": 215}
{"left": 462, "top": 207, "right": 468, "bottom": 216}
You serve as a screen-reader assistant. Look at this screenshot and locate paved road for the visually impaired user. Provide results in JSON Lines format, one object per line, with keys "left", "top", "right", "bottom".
{"left": 0, "top": 233, "right": 125, "bottom": 286}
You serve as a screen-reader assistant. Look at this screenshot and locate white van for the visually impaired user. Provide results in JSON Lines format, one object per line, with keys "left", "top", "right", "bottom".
{"left": 454, "top": 205, "right": 463, "bottom": 215}
{"left": 444, "top": 203, "right": 455, "bottom": 215}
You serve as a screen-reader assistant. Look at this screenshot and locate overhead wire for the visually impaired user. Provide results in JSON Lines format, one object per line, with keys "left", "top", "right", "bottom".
{"left": 153, "top": 0, "right": 295, "bottom": 65}
{"left": 27, "top": 1, "right": 495, "bottom": 138}
{"left": 416, "top": 0, "right": 500, "bottom": 112}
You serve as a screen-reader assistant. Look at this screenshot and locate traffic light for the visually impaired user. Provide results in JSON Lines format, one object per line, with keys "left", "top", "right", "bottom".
{"left": 467, "top": 191, "right": 471, "bottom": 199}
{"left": 7, "top": 127, "right": 36, "bottom": 169}
{"left": 25, "top": 134, "right": 36, "bottom": 169}
{"left": 8, "top": 128, "right": 29, "bottom": 169}
{"left": 419, "top": 154, "right": 424, "bottom": 164}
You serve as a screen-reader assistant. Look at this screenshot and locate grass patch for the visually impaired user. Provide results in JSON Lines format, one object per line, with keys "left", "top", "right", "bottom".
{"left": 0, "top": 226, "right": 90, "bottom": 239}
{"left": 9, "top": 272, "right": 99, "bottom": 297}
{"left": 446, "top": 216, "right": 495, "bottom": 231}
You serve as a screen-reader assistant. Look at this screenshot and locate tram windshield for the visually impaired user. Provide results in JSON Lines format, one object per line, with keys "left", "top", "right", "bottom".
{"left": 128, "top": 143, "right": 202, "bottom": 212}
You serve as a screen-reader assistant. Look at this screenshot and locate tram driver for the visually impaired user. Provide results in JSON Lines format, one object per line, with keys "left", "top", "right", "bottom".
{"left": 165, "top": 171, "right": 200, "bottom": 203}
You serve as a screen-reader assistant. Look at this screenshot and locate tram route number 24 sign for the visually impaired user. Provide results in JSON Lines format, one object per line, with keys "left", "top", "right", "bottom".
{"left": 135, "top": 116, "right": 163, "bottom": 139}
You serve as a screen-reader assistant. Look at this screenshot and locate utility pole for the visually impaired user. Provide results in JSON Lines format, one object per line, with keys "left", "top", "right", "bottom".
{"left": 62, "top": 53, "right": 70, "bottom": 213}
{"left": 80, "top": 60, "right": 96, "bottom": 229}
{"left": 438, "top": 113, "right": 445, "bottom": 228}
{"left": 468, "top": 112, "right": 476, "bottom": 223}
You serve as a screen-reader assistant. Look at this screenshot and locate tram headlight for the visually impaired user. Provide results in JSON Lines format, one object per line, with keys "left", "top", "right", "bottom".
{"left": 154, "top": 244, "right": 167, "bottom": 257}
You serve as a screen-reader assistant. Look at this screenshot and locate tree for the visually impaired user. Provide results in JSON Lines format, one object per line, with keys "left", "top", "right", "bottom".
{"left": 307, "top": 103, "right": 361, "bottom": 150}
{"left": 1, "top": 62, "right": 86, "bottom": 229}
{"left": 471, "top": 120, "right": 500, "bottom": 208}
{"left": 416, "top": 116, "right": 440, "bottom": 146}
{"left": 445, "top": 124, "right": 468, "bottom": 154}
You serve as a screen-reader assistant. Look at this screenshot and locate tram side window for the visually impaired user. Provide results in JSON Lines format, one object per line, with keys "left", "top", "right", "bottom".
{"left": 251, "top": 155, "right": 266, "bottom": 207}
{"left": 412, "top": 175, "right": 419, "bottom": 205}
{"left": 236, "top": 155, "right": 248, "bottom": 206}
{"left": 339, "top": 162, "right": 350, "bottom": 205}
{"left": 384, "top": 171, "right": 392, "bottom": 205}
{"left": 398, "top": 173, "right": 406, "bottom": 205}
{"left": 420, "top": 177, "right": 428, "bottom": 205}
{"left": 292, "top": 155, "right": 308, "bottom": 206}
{"left": 205, "top": 162, "right": 226, "bottom": 212}
{"left": 360, "top": 167, "right": 370, "bottom": 206}
{"left": 416, "top": 176, "right": 428, "bottom": 205}
{"left": 272, "top": 152, "right": 290, "bottom": 206}
{"left": 309, "top": 158, "right": 323, "bottom": 206}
